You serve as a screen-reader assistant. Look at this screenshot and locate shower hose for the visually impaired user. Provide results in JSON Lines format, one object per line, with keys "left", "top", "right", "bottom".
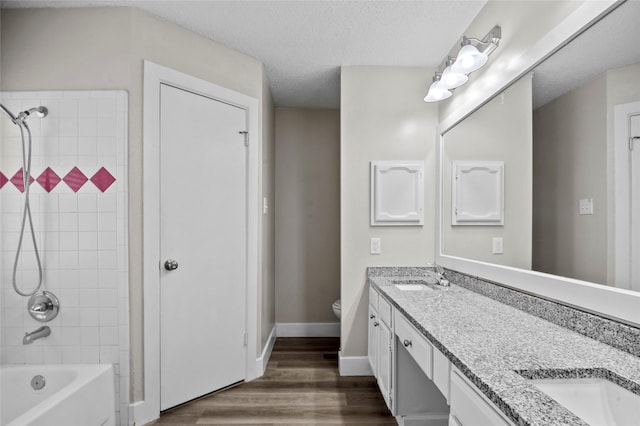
{"left": 12, "top": 120, "right": 43, "bottom": 297}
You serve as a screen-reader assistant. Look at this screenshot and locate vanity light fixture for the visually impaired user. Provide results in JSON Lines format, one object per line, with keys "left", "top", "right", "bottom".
{"left": 423, "top": 73, "right": 452, "bottom": 102}
{"left": 424, "top": 25, "right": 501, "bottom": 102}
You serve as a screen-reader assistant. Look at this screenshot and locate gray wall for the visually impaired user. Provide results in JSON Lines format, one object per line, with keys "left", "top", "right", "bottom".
{"left": 533, "top": 74, "right": 607, "bottom": 284}
{"left": 533, "top": 63, "right": 640, "bottom": 286}
{"left": 275, "top": 108, "right": 340, "bottom": 324}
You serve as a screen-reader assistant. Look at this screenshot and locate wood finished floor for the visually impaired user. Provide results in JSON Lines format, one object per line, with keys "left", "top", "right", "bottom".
{"left": 151, "top": 337, "right": 396, "bottom": 425}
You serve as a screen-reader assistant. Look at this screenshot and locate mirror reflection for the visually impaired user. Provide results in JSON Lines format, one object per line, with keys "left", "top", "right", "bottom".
{"left": 442, "top": 1, "right": 640, "bottom": 292}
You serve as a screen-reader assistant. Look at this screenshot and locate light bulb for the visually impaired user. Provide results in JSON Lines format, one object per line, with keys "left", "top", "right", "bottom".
{"left": 451, "top": 44, "right": 488, "bottom": 74}
{"left": 439, "top": 65, "right": 468, "bottom": 90}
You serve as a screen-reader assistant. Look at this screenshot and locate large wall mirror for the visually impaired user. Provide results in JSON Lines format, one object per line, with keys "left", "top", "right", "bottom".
{"left": 437, "top": 0, "right": 640, "bottom": 326}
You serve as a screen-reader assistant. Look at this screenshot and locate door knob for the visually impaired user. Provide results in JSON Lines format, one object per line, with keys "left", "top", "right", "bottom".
{"left": 164, "top": 259, "right": 179, "bottom": 271}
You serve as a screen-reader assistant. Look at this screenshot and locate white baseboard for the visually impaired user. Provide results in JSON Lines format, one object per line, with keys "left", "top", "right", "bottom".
{"left": 338, "top": 351, "right": 373, "bottom": 376}
{"left": 276, "top": 322, "right": 340, "bottom": 337}
{"left": 131, "top": 400, "right": 156, "bottom": 426}
{"left": 255, "top": 325, "right": 277, "bottom": 376}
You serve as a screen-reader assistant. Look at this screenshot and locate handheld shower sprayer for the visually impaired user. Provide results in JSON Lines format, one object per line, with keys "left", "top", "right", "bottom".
{"left": 0, "top": 103, "right": 49, "bottom": 297}
{"left": 16, "top": 106, "right": 48, "bottom": 122}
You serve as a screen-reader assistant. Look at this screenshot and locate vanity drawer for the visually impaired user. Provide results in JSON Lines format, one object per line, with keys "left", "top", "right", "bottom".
{"left": 450, "top": 367, "right": 513, "bottom": 426}
{"left": 369, "top": 286, "right": 379, "bottom": 310}
{"left": 394, "top": 313, "right": 433, "bottom": 379}
{"left": 378, "top": 296, "right": 393, "bottom": 327}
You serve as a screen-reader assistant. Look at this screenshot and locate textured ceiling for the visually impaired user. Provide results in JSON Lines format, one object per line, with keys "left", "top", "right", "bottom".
{"left": 533, "top": 1, "right": 640, "bottom": 109}
{"left": 1, "top": 0, "right": 486, "bottom": 108}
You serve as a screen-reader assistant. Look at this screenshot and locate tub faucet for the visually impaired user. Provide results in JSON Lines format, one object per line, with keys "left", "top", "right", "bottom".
{"left": 23, "top": 326, "right": 51, "bottom": 345}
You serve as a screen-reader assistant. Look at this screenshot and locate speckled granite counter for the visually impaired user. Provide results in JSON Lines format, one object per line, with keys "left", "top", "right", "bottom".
{"left": 368, "top": 271, "right": 640, "bottom": 426}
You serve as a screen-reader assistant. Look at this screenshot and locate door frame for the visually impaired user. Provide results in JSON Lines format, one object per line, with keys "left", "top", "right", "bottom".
{"left": 139, "top": 61, "right": 259, "bottom": 423}
{"left": 614, "top": 101, "right": 640, "bottom": 291}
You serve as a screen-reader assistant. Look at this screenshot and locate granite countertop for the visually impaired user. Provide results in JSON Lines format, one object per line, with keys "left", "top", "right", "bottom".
{"left": 369, "top": 274, "right": 640, "bottom": 426}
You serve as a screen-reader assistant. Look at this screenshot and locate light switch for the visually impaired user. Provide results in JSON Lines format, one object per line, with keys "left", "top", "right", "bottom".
{"left": 579, "top": 198, "right": 593, "bottom": 215}
{"left": 492, "top": 237, "right": 503, "bottom": 254}
{"left": 263, "top": 197, "right": 269, "bottom": 215}
{"left": 370, "top": 237, "right": 381, "bottom": 255}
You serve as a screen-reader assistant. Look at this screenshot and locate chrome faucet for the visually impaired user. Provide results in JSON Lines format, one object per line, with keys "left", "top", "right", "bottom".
{"left": 432, "top": 265, "right": 450, "bottom": 287}
{"left": 23, "top": 326, "right": 51, "bottom": 345}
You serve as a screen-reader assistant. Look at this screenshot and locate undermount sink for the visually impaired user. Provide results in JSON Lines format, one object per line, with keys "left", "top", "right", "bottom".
{"left": 528, "top": 377, "right": 640, "bottom": 425}
{"left": 392, "top": 280, "right": 434, "bottom": 291}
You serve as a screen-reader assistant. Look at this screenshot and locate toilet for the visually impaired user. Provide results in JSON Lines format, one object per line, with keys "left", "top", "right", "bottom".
{"left": 332, "top": 299, "right": 341, "bottom": 319}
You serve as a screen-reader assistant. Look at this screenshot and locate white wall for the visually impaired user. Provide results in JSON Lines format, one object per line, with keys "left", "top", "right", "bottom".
{"left": 443, "top": 75, "right": 532, "bottom": 269}
{"left": 340, "top": 67, "right": 437, "bottom": 357}
{"left": 275, "top": 108, "right": 340, "bottom": 324}
{"left": 1, "top": 7, "right": 275, "bottom": 405}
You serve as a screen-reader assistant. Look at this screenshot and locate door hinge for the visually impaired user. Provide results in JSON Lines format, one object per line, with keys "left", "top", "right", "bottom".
{"left": 243, "top": 331, "right": 248, "bottom": 347}
{"left": 239, "top": 130, "right": 249, "bottom": 147}
{"left": 630, "top": 136, "right": 640, "bottom": 151}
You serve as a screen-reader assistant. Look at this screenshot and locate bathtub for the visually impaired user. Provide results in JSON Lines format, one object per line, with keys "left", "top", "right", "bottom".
{"left": 1, "top": 364, "right": 115, "bottom": 426}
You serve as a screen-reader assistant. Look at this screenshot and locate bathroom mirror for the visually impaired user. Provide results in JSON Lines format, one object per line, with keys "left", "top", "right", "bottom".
{"left": 436, "top": 0, "right": 640, "bottom": 326}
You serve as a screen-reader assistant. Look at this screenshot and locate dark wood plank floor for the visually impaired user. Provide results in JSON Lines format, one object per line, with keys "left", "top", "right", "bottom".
{"left": 152, "top": 337, "right": 396, "bottom": 425}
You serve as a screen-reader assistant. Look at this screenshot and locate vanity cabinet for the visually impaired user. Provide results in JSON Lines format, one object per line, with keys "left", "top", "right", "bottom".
{"left": 368, "top": 287, "right": 394, "bottom": 411}
{"left": 369, "top": 285, "right": 449, "bottom": 424}
{"left": 449, "top": 367, "right": 514, "bottom": 426}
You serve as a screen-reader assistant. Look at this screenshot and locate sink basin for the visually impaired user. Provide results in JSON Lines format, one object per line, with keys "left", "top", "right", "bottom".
{"left": 392, "top": 280, "right": 434, "bottom": 291}
{"left": 528, "top": 378, "right": 640, "bottom": 425}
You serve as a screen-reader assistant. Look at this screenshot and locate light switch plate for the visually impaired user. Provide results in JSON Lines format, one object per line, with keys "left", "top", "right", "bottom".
{"left": 370, "top": 237, "right": 381, "bottom": 255}
{"left": 579, "top": 198, "right": 593, "bottom": 215}
{"left": 492, "top": 237, "right": 503, "bottom": 254}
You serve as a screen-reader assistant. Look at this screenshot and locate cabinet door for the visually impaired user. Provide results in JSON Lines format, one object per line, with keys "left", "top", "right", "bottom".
{"left": 368, "top": 305, "right": 378, "bottom": 376}
{"left": 378, "top": 321, "right": 393, "bottom": 411}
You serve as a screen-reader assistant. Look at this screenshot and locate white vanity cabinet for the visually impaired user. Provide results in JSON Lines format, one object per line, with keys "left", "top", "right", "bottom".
{"left": 368, "top": 285, "right": 449, "bottom": 424}
{"left": 368, "top": 286, "right": 394, "bottom": 411}
{"left": 449, "top": 366, "right": 514, "bottom": 426}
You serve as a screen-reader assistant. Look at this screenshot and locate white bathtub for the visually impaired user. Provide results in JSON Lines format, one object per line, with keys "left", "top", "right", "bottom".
{"left": 1, "top": 364, "right": 115, "bottom": 426}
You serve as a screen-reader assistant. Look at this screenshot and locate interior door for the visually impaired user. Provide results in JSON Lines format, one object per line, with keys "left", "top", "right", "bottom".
{"left": 159, "top": 83, "right": 247, "bottom": 410}
{"left": 631, "top": 113, "right": 640, "bottom": 292}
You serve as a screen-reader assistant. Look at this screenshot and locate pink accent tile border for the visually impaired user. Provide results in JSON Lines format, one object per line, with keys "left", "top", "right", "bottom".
{"left": 0, "top": 167, "right": 117, "bottom": 193}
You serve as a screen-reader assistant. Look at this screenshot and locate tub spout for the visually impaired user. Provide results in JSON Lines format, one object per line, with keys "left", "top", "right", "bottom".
{"left": 23, "top": 326, "right": 51, "bottom": 345}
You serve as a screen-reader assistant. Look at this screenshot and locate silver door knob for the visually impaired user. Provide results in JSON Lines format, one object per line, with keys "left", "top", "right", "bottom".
{"left": 164, "top": 259, "right": 179, "bottom": 271}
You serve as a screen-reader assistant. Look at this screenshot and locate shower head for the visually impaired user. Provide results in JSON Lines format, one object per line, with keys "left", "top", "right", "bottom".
{"left": 0, "top": 103, "right": 18, "bottom": 124}
{"left": 16, "top": 106, "right": 48, "bottom": 122}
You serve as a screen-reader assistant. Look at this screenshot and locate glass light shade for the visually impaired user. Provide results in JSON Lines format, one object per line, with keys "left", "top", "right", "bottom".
{"left": 423, "top": 81, "right": 452, "bottom": 103}
{"left": 439, "top": 65, "right": 469, "bottom": 89}
{"left": 451, "top": 44, "right": 488, "bottom": 74}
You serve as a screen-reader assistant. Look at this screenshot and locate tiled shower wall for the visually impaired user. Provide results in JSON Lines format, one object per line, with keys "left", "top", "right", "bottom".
{"left": 0, "top": 91, "right": 129, "bottom": 425}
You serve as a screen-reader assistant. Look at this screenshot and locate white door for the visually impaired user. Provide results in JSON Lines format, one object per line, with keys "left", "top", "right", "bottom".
{"left": 631, "top": 113, "right": 640, "bottom": 292}
{"left": 159, "top": 83, "right": 247, "bottom": 410}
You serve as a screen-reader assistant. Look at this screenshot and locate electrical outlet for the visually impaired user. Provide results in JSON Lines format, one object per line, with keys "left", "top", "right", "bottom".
{"left": 579, "top": 198, "right": 593, "bottom": 215}
{"left": 492, "top": 237, "right": 503, "bottom": 254}
{"left": 370, "top": 237, "right": 381, "bottom": 255}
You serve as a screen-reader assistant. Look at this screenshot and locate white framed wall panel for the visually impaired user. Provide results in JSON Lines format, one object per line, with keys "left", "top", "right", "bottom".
{"left": 370, "top": 161, "right": 424, "bottom": 226}
{"left": 452, "top": 161, "right": 504, "bottom": 225}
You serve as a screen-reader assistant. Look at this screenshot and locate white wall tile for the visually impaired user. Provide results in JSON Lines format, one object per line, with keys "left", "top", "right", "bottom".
{"left": 1, "top": 91, "right": 129, "bottom": 425}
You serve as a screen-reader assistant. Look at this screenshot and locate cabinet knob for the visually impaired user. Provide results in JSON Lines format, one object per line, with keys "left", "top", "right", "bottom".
{"left": 374, "top": 321, "right": 379, "bottom": 327}
{"left": 370, "top": 314, "right": 376, "bottom": 319}
{"left": 403, "top": 339, "right": 412, "bottom": 347}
